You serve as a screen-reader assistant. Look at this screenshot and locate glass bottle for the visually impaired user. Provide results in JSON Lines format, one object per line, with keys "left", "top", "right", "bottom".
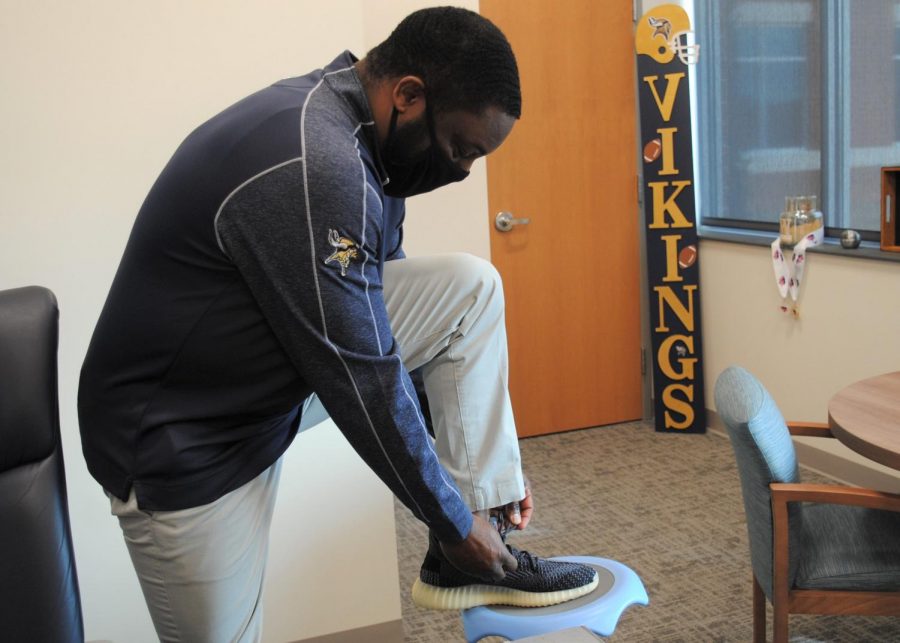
{"left": 795, "top": 196, "right": 812, "bottom": 243}
{"left": 806, "top": 195, "right": 823, "bottom": 237}
{"left": 780, "top": 196, "right": 797, "bottom": 246}
{"left": 795, "top": 195, "right": 823, "bottom": 241}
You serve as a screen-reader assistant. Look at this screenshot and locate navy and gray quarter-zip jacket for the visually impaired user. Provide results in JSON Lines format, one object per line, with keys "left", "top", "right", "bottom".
{"left": 78, "top": 51, "right": 473, "bottom": 542}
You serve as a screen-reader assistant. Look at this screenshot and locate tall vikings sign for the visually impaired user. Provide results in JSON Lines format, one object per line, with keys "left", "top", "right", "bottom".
{"left": 635, "top": 4, "right": 705, "bottom": 433}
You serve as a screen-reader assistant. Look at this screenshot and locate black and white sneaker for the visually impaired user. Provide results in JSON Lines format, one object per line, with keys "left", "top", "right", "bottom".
{"left": 411, "top": 532, "right": 599, "bottom": 610}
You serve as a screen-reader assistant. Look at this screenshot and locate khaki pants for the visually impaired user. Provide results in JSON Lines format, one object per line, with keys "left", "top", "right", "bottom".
{"left": 112, "top": 253, "right": 524, "bottom": 642}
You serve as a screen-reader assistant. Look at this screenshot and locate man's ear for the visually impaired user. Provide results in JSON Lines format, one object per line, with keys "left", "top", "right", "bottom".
{"left": 391, "top": 76, "right": 426, "bottom": 114}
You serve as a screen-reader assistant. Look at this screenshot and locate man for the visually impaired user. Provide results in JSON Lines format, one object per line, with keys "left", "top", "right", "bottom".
{"left": 78, "top": 7, "right": 596, "bottom": 641}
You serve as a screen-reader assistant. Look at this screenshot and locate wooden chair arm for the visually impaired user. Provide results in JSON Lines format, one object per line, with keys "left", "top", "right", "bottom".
{"left": 787, "top": 421, "right": 833, "bottom": 438}
{"left": 770, "top": 482, "right": 900, "bottom": 512}
{"left": 770, "top": 482, "right": 900, "bottom": 615}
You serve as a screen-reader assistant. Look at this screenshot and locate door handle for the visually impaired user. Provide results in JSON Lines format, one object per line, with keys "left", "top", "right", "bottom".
{"left": 495, "top": 211, "right": 531, "bottom": 232}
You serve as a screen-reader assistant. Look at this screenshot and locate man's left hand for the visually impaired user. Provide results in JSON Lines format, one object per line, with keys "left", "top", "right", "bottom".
{"left": 504, "top": 475, "right": 533, "bottom": 531}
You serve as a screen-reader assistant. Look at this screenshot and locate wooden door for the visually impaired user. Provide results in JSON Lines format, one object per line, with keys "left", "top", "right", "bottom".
{"left": 481, "top": 0, "right": 643, "bottom": 437}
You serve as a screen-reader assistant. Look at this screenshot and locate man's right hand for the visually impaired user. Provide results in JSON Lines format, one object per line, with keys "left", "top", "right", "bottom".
{"left": 438, "top": 513, "right": 518, "bottom": 581}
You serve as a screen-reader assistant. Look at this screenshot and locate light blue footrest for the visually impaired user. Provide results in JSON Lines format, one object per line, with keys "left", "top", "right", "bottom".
{"left": 461, "top": 556, "right": 649, "bottom": 642}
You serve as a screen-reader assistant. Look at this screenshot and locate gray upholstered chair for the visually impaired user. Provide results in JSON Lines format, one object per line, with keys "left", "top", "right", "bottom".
{"left": 714, "top": 365, "right": 900, "bottom": 643}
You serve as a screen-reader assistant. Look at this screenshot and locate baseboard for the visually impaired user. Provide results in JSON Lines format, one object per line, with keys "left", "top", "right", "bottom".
{"left": 291, "top": 619, "right": 403, "bottom": 643}
{"left": 790, "top": 439, "right": 900, "bottom": 492}
{"left": 707, "top": 409, "right": 900, "bottom": 492}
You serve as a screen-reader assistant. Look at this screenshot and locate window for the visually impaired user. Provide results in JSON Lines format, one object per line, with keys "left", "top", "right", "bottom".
{"left": 695, "top": 0, "right": 900, "bottom": 239}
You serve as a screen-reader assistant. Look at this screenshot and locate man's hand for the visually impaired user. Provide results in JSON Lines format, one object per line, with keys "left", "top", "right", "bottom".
{"left": 439, "top": 513, "right": 518, "bottom": 581}
{"left": 504, "top": 475, "right": 534, "bottom": 531}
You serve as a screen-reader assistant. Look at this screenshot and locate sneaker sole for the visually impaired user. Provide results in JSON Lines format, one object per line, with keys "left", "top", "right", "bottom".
{"left": 411, "top": 570, "right": 599, "bottom": 610}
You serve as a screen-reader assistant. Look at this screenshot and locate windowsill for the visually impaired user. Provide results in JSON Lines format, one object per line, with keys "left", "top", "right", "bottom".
{"left": 698, "top": 225, "right": 900, "bottom": 264}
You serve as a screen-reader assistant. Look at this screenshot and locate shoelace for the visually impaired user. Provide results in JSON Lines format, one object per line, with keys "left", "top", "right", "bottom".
{"left": 508, "top": 545, "right": 541, "bottom": 573}
{"left": 489, "top": 512, "right": 516, "bottom": 539}
{"left": 489, "top": 513, "right": 542, "bottom": 574}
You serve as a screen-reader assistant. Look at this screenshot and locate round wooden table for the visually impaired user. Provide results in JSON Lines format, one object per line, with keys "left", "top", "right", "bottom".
{"left": 828, "top": 371, "right": 900, "bottom": 471}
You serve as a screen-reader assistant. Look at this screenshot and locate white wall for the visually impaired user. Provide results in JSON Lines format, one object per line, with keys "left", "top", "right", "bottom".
{"left": 700, "top": 240, "right": 900, "bottom": 491}
{"left": 0, "top": 2, "right": 424, "bottom": 641}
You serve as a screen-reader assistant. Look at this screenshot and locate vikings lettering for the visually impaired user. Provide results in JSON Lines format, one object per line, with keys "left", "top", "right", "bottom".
{"left": 642, "top": 73, "right": 685, "bottom": 122}
{"left": 647, "top": 180, "right": 693, "bottom": 229}
{"left": 324, "top": 229, "right": 359, "bottom": 276}
{"left": 658, "top": 335, "right": 697, "bottom": 381}
{"left": 657, "top": 127, "right": 679, "bottom": 176}
{"left": 653, "top": 285, "right": 696, "bottom": 333}
{"left": 662, "top": 383, "right": 694, "bottom": 430}
{"left": 660, "top": 234, "right": 684, "bottom": 282}
{"left": 637, "top": 4, "right": 704, "bottom": 432}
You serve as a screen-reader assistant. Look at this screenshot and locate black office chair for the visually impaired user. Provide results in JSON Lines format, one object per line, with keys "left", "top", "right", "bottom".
{"left": 0, "top": 286, "right": 84, "bottom": 642}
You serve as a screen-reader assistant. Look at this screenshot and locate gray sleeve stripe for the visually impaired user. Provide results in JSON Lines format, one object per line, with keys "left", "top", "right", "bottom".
{"left": 213, "top": 156, "right": 304, "bottom": 258}
{"left": 352, "top": 124, "right": 465, "bottom": 506}
{"left": 351, "top": 123, "right": 383, "bottom": 357}
{"left": 299, "top": 79, "right": 429, "bottom": 523}
{"left": 323, "top": 65, "right": 355, "bottom": 78}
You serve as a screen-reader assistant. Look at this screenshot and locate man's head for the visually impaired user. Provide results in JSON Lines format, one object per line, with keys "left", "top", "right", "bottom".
{"left": 359, "top": 6, "right": 521, "bottom": 197}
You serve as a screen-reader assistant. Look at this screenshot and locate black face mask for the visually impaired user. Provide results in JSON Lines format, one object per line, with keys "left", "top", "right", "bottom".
{"left": 381, "top": 102, "right": 470, "bottom": 198}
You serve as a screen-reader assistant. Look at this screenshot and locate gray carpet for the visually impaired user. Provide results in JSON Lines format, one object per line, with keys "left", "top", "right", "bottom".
{"left": 394, "top": 421, "right": 900, "bottom": 642}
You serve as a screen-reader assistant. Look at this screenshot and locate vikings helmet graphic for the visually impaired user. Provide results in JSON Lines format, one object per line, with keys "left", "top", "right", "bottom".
{"left": 635, "top": 4, "right": 700, "bottom": 65}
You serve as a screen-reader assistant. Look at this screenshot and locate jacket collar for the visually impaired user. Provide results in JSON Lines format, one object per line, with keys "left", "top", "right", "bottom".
{"left": 322, "top": 51, "right": 388, "bottom": 186}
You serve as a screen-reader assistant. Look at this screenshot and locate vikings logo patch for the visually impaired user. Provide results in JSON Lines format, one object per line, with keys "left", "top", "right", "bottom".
{"left": 324, "top": 229, "right": 359, "bottom": 276}
{"left": 648, "top": 16, "right": 672, "bottom": 41}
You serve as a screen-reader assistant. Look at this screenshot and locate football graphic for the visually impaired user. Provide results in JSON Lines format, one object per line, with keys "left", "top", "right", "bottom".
{"left": 678, "top": 244, "right": 697, "bottom": 269}
{"left": 643, "top": 138, "right": 662, "bottom": 163}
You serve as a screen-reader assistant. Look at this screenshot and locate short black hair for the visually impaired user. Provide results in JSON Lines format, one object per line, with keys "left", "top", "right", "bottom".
{"left": 364, "top": 6, "right": 521, "bottom": 118}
